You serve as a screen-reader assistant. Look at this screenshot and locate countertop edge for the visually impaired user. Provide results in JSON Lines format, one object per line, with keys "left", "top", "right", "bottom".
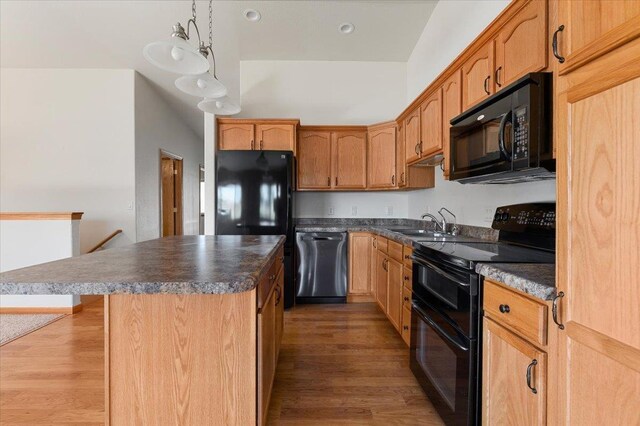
{"left": 476, "top": 263, "right": 556, "bottom": 301}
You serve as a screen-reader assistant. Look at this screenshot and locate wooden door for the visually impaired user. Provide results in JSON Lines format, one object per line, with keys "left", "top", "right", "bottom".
{"left": 348, "top": 233, "right": 372, "bottom": 296}
{"left": 483, "top": 318, "right": 546, "bottom": 425}
{"left": 368, "top": 125, "right": 397, "bottom": 189}
{"left": 297, "top": 131, "right": 332, "bottom": 190}
{"left": 256, "top": 124, "right": 295, "bottom": 152}
{"left": 386, "top": 258, "right": 402, "bottom": 332}
{"left": 462, "top": 41, "right": 495, "bottom": 111}
{"left": 555, "top": 30, "right": 640, "bottom": 424}
{"left": 161, "top": 156, "right": 183, "bottom": 237}
{"left": 419, "top": 88, "right": 443, "bottom": 158}
{"left": 258, "top": 285, "right": 277, "bottom": 426}
{"left": 218, "top": 123, "right": 254, "bottom": 150}
{"left": 375, "top": 251, "right": 388, "bottom": 313}
{"left": 396, "top": 123, "right": 407, "bottom": 188}
{"left": 494, "top": 0, "right": 547, "bottom": 89}
{"left": 332, "top": 131, "right": 367, "bottom": 189}
{"left": 404, "top": 108, "right": 421, "bottom": 164}
{"left": 442, "top": 69, "right": 462, "bottom": 178}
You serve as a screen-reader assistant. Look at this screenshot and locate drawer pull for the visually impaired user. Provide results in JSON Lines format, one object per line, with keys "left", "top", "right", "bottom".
{"left": 552, "top": 291, "right": 565, "bottom": 330}
{"left": 499, "top": 304, "right": 510, "bottom": 313}
{"left": 526, "top": 359, "right": 538, "bottom": 394}
{"left": 403, "top": 325, "right": 409, "bottom": 331}
{"left": 404, "top": 275, "right": 409, "bottom": 281}
{"left": 404, "top": 296, "right": 410, "bottom": 302}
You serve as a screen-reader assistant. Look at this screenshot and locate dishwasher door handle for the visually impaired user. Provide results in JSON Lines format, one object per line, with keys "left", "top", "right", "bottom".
{"left": 302, "top": 236, "right": 342, "bottom": 241}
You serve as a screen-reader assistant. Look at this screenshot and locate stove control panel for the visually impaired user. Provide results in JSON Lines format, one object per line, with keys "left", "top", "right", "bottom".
{"left": 492, "top": 203, "right": 556, "bottom": 231}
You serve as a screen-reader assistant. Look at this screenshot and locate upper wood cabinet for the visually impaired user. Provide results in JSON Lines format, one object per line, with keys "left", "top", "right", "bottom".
{"left": 441, "top": 69, "right": 462, "bottom": 178}
{"left": 396, "top": 122, "right": 406, "bottom": 188}
{"left": 494, "top": 0, "right": 548, "bottom": 89}
{"left": 462, "top": 41, "right": 495, "bottom": 111}
{"left": 218, "top": 123, "right": 254, "bottom": 150}
{"left": 217, "top": 119, "right": 298, "bottom": 152}
{"left": 297, "top": 130, "right": 332, "bottom": 190}
{"left": 404, "top": 108, "right": 421, "bottom": 164}
{"left": 368, "top": 122, "right": 397, "bottom": 189}
{"left": 419, "top": 88, "right": 443, "bottom": 158}
{"left": 332, "top": 131, "right": 367, "bottom": 189}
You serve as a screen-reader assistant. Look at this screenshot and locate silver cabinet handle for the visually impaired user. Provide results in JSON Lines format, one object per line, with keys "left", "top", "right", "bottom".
{"left": 552, "top": 291, "right": 565, "bottom": 330}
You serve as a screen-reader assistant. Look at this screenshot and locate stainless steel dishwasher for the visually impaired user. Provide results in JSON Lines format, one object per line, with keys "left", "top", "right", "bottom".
{"left": 295, "top": 232, "right": 347, "bottom": 304}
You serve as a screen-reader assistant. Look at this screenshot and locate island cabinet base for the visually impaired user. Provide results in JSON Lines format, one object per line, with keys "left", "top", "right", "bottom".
{"left": 104, "top": 292, "right": 257, "bottom": 426}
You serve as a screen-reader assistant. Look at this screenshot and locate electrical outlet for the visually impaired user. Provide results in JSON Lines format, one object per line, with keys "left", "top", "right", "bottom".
{"left": 351, "top": 206, "right": 358, "bottom": 216}
{"left": 386, "top": 206, "right": 393, "bottom": 216}
{"left": 484, "top": 207, "right": 494, "bottom": 221}
{"left": 127, "top": 202, "right": 134, "bottom": 211}
{"left": 328, "top": 207, "right": 335, "bottom": 216}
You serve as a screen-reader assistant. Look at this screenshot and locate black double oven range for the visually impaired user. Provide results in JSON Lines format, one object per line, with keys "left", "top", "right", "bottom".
{"left": 409, "top": 203, "right": 555, "bottom": 425}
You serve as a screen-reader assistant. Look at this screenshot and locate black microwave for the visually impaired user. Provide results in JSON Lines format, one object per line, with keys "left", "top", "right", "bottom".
{"left": 449, "top": 72, "right": 554, "bottom": 184}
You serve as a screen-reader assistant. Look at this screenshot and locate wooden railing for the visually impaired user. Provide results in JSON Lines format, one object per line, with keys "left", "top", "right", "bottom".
{"left": 88, "top": 229, "right": 123, "bottom": 253}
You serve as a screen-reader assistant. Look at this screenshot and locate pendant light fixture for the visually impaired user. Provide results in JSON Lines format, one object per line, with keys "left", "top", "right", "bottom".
{"left": 198, "top": 96, "right": 241, "bottom": 115}
{"left": 143, "top": 1, "right": 210, "bottom": 75}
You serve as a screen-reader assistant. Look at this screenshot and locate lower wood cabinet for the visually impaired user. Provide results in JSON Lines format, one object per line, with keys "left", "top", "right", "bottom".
{"left": 375, "top": 249, "right": 388, "bottom": 312}
{"left": 347, "top": 232, "right": 374, "bottom": 302}
{"left": 386, "top": 258, "right": 403, "bottom": 331}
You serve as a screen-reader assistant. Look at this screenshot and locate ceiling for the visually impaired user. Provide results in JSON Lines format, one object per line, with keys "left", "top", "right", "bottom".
{"left": 0, "top": 1, "right": 438, "bottom": 138}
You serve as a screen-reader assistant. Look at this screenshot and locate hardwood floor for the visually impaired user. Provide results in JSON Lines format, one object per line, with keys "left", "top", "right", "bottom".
{"left": 267, "top": 303, "right": 444, "bottom": 425}
{"left": 0, "top": 300, "right": 442, "bottom": 425}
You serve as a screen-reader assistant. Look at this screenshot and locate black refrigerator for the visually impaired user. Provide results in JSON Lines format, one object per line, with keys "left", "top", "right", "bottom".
{"left": 215, "top": 150, "right": 295, "bottom": 308}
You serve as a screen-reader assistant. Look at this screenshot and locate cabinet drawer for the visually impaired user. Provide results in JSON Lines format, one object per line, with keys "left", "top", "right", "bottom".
{"left": 401, "top": 305, "right": 411, "bottom": 346}
{"left": 388, "top": 240, "right": 403, "bottom": 262}
{"left": 375, "top": 236, "right": 388, "bottom": 253}
{"left": 403, "top": 246, "right": 413, "bottom": 269}
{"left": 258, "top": 247, "right": 284, "bottom": 310}
{"left": 484, "top": 280, "right": 547, "bottom": 346}
{"left": 403, "top": 267, "right": 412, "bottom": 291}
{"left": 402, "top": 285, "right": 412, "bottom": 310}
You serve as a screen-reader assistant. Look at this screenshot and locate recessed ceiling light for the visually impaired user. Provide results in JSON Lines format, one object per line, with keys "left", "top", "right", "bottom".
{"left": 339, "top": 22, "right": 355, "bottom": 34}
{"left": 244, "top": 9, "right": 261, "bottom": 22}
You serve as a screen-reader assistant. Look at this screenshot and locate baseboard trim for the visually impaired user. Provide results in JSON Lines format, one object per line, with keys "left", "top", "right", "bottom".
{"left": 0, "top": 304, "right": 83, "bottom": 314}
{"left": 347, "top": 294, "right": 376, "bottom": 303}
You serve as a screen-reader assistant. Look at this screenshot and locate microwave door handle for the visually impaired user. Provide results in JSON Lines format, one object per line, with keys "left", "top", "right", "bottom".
{"left": 410, "top": 255, "right": 470, "bottom": 287}
{"left": 412, "top": 302, "right": 469, "bottom": 352}
{"left": 498, "top": 111, "right": 512, "bottom": 161}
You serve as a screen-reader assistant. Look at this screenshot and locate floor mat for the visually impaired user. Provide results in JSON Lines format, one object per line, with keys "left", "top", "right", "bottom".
{"left": 0, "top": 313, "right": 66, "bottom": 345}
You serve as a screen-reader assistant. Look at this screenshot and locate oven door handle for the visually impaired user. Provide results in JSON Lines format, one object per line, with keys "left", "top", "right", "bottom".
{"left": 410, "top": 255, "right": 470, "bottom": 288}
{"left": 498, "top": 111, "right": 512, "bottom": 161}
{"left": 412, "top": 302, "right": 469, "bottom": 352}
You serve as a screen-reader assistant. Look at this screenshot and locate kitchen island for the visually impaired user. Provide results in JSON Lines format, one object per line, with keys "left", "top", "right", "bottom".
{"left": 0, "top": 235, "right": 286, "bottom": 425}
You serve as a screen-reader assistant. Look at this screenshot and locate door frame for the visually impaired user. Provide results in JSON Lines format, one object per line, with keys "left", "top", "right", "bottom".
{"left": 159, "top": 149, "right": 184, "bottom": 237}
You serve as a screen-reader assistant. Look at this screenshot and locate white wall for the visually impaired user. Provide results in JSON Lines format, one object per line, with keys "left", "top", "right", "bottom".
{"left": 0, "top": 218, "right": 80, "bottom": 308}
{"left": 204, "top": 113, "right": 216, "bottom": 235}
{"left": 404, "top": 0, "right": 555, "bottom": 227}
{"left": 134, "top": 73, "right": 204, "bottom": 240}
{"left": 239, "top": 60, "right": 408, "bottom": 218}
{"left": 0, "top": 69, "right": 136, "bottom": 253}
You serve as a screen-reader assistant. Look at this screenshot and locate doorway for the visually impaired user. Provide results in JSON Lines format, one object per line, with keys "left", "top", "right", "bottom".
{"left": 160, "top": 150, "right": 183, "bottom": 237}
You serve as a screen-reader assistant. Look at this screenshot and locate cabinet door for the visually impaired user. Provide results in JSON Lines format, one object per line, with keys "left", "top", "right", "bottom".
{"left": 404, "top": 108, "right": 421, "bottom": 164}
{"left": 218, "top": 123, "right": 254, "bottom": 150}
{"left": 419, "top": 88, "right": 443, "bottom": 157}
{"left": 375, "top": 251, "right": 388, "bottom": 312}
{"left": 555, "top": 34, "right": 640, "bottom": 424}
{"left": 258, "top": 286, "right": 277, "bottom": 426}
{"left": 368, "top": 125, "right": 397, "bottom": 189}
{"left": 297, "top": 131, "right": 332, "bottom": 190}
{"left": 483, "top": 318, "right": 546, "bottom": 425}
{"left": 462, "top": 41, "right": 495, "bottom": 111}
{"left": 256, "top": 124, "right": 295, "bottom": 152}
{"left": 495, "top": 0, "right": 547, "bottom": 89}
{"left": 370, "top": 237, "right": 378, "bottom": 298}
{"left": 332, "top": 131, "right": 367, "bottom": 189}
{"left": 396, "top": 123, "right": 407, "bottom": 188}
{"left": 348, "top": 232, "right": 372, "bottom": 295}
{"left": 442, "top": 70, "right": 462, "bottom": 178}
{"left": 386, "top": 258, "right": 402, "bottom": 332}
{"left": 401, "top": 305, "right": 411, "bottom": 346}
{"left": 275, "top": 266, "right": 284, "bottom": 356}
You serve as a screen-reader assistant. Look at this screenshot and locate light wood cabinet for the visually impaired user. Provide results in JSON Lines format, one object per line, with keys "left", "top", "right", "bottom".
{"left": 332, "top": 131, "right": 367, "bottom": 189}
{"left": 396, "top": 122, "right": 407, "bottom": 188}
{"left": 404, "top": 108, "right": 421, "bottom": 164}
{"left": 494, "top": 0, "right": 548, "bottom": 89}
{"left": 368, "top": 123, "right": 397, "bottom": 189}
{"left": 256, "top": 123, "right": 296, "bottom": 152}
{"left": 258, "top": 279, "right": 277, "bottom": 426}
{"left": 483, "top": 318, "right": 547, "bottom": 425}
{"left": 218, "top": 123, "right": 254, "bottom": 150}
{"left": 441, "top": 69, "right": 462, "bottom": 178}
{"left": 555, "top": 13, "right": 640, "bottom": 424}
{"left": 462, "top": 41, "right": 495, "bottom": 111}
{"left": 297, "top": 130, "right": 332, "bottom": 190}
{"left": 386, "top": 258, "right": 402, "bottom": 332}
{"left": 375, "top": 250, "right": 388, "bottom": 312}
{"left": 217, "top": 119, "right": 297, "bottom": 152}
{"left": 419, "top": 89, "right": 443, "bottom": 158}
{"left": 275, "top": 267, "right": 284, "bottom": 357}
{"left": 348, "top": 232, "right": 374, "bottom": 302}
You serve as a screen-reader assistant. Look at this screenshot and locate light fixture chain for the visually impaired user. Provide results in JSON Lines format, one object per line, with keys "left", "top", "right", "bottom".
{"left": 192, "top": 0, "right": 196, "bottom": 20}
{"left": 209, "top": 0, "right": 213, "bottom": 47}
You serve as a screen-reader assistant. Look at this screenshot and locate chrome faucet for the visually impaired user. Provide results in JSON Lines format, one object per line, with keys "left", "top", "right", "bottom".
{"left": 421, "top": 213, "right": 447, "bottom": 233}
{"left": 438, "top": 207, "right": 459, "bottom": 236}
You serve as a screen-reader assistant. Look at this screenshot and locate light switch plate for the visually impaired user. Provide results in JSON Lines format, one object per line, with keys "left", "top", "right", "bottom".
{"left": 386, "top": 206, "right": 393, "bottom": 216}
{"left": 328, "top": 207, "right": 335, "bottom": 216}
{"left": 351, "top": 206, "right": 358, "bottom": 216}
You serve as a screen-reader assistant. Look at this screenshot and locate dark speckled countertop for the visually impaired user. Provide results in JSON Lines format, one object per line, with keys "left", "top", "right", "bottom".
{"left": 476, "top": 263, "right": 556, "bottom": 300}
{"left": 0, "top": 235, "right": 285, "bottom": 295}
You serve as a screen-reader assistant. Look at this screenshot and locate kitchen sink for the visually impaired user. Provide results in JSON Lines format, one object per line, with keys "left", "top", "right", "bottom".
{"left": 387, "top": 228, "right": 449, "bottom": 238}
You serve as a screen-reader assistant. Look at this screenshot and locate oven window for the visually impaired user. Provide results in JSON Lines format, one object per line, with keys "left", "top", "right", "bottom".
{"left": 416, "top": 318, "right": 457, "bottom": 410}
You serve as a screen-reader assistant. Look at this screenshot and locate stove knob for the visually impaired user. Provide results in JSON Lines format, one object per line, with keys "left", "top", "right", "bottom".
{"left": 501, "top": 212, "right": 510, "bottom": 221}
{"left": 494, "top": 212, "right": 502, "bottom": 222}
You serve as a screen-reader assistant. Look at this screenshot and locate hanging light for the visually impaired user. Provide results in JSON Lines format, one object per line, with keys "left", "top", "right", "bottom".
{"left": 143, "top": 2, "right": 210, "bottom": 75}
{"left": 175, "top": 72, "right": 227, "bottom": 98}
{"left": 198, "top": 96, "right": 241, "bottom": 115}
